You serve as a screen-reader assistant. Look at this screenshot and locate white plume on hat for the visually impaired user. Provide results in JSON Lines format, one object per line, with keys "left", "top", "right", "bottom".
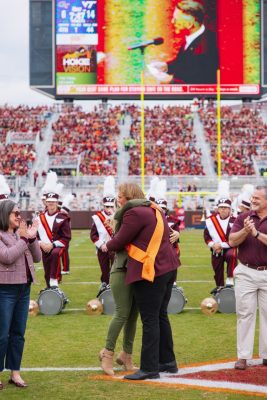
{"left": 217, "top": 179, "right": 230, "bottom": 199}
{"left": 41, "top": 171, "right": 58, "bottom": 196}
{"left": 215, "top": 179, "right": 230, "bottom": 205}
{"left": 239, "top": 184, "right": 254, "bottom": 209}
{"left": 41, "top": 171, "right": 64, "bottom": 202}
{"left": 55, "top": 182, "right": 64, "bottom": 197}
{"left": 61, "top": 193, "right": 75, "bottom": 211}
{"left": 103, "top": 176, "right": 115, "bottom": 198}
{"left": 147, "top": 176, "right": 160, "bottom": 201}
{"left": 155, "top": 179, "right": 168, "bottom": 209}
{"left": 103, "top": 176, "right": 116, "bottom": 206}
{"left": 0, "top": 175, "right": 11, "bottom": 199}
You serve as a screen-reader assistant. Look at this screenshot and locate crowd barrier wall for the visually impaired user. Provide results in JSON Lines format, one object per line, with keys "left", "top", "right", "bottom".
{"left": 21, "top": 210, "right": 205, "bottom": 230}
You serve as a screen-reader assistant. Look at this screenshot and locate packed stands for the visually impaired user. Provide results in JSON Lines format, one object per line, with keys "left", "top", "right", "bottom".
{"left": 127, "top": 105, "right": 205, "bottom": 175}
{"left": 49, "top": 105, "right": 122, "bottom": 175}
{"left": 0, "top": 105, "right": 51, "bottom": 176}
{"left": 199, "top": 105, "right": 267, "bottom": 175}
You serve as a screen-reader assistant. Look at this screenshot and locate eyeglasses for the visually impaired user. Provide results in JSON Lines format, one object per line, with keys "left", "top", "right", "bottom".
{"left": 11, "top": 211, "right": 21, "bottom": 217}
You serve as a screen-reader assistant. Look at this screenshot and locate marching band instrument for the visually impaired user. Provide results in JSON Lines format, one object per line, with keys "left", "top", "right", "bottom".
{"left": 98, "top": 287, "right": 115, "bottom": 315}
{"left": 167, "top": 286, "right": 187, "bottom": 314}
{"left": 200, "top": 297, "right": 218, "bottom": 315}
{"left": 37, "top": 287, "right": 69, "bottom": 315}
{"left": 214, "top": 286, "right": 236, "bottom": 314}
{"left": 86, "top": 298, "right": 103, "bottom": 315}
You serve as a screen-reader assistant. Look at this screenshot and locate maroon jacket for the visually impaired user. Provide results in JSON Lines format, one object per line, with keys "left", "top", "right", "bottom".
{"left": 37, "top": 210, "right": 71, "bottom": 248}
{"left": 106, "top": 206, "right": 178, "bottom": 285}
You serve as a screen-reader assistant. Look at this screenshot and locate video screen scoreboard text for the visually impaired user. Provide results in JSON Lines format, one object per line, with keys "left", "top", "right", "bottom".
{"left": 55, "top": 0, "right": 261, "bottom": 99}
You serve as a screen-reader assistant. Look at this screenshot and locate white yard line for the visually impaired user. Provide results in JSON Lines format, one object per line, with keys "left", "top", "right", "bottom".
{"left": 17, "top": 359, "right": 267, "bottom": 395}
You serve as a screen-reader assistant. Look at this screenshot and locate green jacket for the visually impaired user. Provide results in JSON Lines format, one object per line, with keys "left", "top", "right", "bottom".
{"left": 110, "top": 199, "right": 151, "bottom": 274}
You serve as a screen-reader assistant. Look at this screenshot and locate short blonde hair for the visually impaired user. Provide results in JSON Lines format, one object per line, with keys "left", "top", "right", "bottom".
{"left": 118, "top": 183, "right": 145, "bottom": 201}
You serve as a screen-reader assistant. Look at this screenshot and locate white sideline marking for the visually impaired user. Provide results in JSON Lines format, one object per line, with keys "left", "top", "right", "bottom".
{"left": 17, "top": 359, "right": 267, "bottom": 395}
{"left": 157, "top": 359, "right": 267, "bottom": 395}
{"left": 62, "top": 307, "right": 200, "bottom": 312}
{"left": 59, "top": 280, "right": 213, "bottom": 285}
{"left": 19, "top": 367, "right": 101, "bottom": 372}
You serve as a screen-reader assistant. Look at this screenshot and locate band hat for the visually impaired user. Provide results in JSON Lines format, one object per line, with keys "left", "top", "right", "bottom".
{"left": 155, "top": 198, "right": 168, "bottom": 209}
{"left": 103, "top": 177, "right": 116, "bottom": 206}
{"left": 103, "top": 196, "right": 115, "bottom": 207}
{"left": 240, "top": 199, "right": 251, "bottom": 209}
{"left": 42, "top": 173, "right": 64, "bottom": 203}
{"left": 239, "top": 184, "right": 253, "bottom": 210}
{"left": 45, "top": 192, "right": 59, "bottom": 202}
{"left": 147, "top": 177, "right": 160, "bottom": 201}
{"left": 217, "top": 198, "right": 232, "bottom": 208}
{"left": 155, "top": 179, "right": 168, "bottom": 209}
{"left": 41, "top": 171, "right": 58, "bottom": 200}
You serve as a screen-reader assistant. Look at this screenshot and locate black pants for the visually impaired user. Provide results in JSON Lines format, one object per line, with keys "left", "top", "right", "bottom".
{"left": 132, "top": 269, "right": 177, "bottom": 372}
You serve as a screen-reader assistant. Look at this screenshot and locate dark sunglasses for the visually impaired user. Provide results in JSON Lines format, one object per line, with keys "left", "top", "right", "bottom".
{"left": 11, "top": 211, "right": 21, "bottom": 217}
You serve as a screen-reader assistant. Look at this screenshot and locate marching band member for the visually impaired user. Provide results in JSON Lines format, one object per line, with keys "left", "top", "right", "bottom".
{"left": 155, "top": 179, "right": 181, "bottom": 277}
{"left": 90, "top": 177, "right": 115, "bottom": 294}
{"left": 36, "top": 172, "right": 71, "bottom": 288}
{"left": 204, "top": 197, "right": 237, "bottom": 294}
{"left": 59, "top": 193, "right": 75, "bottom": 275}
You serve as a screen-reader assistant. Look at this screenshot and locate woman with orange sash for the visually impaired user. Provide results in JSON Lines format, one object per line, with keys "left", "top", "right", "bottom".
{"left": 101, "top": 183, "right": 179, "bottom": 380}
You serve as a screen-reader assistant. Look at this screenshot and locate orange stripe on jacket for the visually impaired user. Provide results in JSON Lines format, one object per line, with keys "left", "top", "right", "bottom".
{"left": 126, "top": 203, "right": 164, "bottom": 282}
{"left": 210, "top": 215, "right": 227, "bottom": 243}
{"left": 39, "top": 213, "right": 53, "bottom": 242}
{"left": 96, "top": 212, "right": 113, "bottom": 237}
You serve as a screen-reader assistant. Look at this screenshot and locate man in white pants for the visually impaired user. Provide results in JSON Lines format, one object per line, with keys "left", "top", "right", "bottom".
{"left": 229, "top": 186, "right": 267, "bottom": 370}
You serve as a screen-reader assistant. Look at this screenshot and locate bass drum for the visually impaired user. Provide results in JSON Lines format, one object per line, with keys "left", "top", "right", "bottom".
{"left": 214, "top": 287, "right": 236, "bottom": 314}
{"left": 98, "top": 288, "right": 115, "bottom": 315}
{"left": 37, "top": 287, "right": 69, "bottom": 315}
{"left": 167, "top": 287, "right": 187, "bottom": 314}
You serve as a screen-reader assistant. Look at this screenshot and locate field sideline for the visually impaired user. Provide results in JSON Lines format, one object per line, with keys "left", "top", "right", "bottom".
{"left": 2, "top": 229, "right": 260, "bottom": 399}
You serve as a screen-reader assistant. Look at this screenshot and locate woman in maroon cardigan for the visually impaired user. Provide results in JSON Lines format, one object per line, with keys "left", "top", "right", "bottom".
{"left": 0, "top": 200, "right": 41, "bottom": 389}
{"left": 102, "top": 183, "right": 179, "bottom": 380}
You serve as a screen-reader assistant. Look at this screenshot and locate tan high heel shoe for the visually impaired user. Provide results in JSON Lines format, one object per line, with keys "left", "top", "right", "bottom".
{"left": 116, "top": 351, "right": 138, "bottom": 371}
{"left": 99, "top": 348, "right": 115, "bottom": 376}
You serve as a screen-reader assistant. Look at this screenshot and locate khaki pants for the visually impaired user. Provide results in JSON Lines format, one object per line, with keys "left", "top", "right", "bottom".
{"left": 234, "top": 263, "right": 267, "bottom": 359}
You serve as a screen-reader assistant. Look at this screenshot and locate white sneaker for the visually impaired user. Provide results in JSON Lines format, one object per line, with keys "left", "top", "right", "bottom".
{"left": 49, "top": 278, "right": 58, "bottom": 287}
{"left": 61, "top": 271, "right": 70, "bottom": 275}
{"left": 225, "top": 277, "right": 234, "bottom": 287}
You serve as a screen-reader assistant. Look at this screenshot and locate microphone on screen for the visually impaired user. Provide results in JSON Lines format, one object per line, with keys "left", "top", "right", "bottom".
{"left": 128, "top": 37, "right": 164, "bottom": 51}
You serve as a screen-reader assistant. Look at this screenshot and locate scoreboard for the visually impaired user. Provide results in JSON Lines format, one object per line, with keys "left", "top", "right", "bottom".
{"left": 30, "top": 0, "right": 262, "bottom": 100}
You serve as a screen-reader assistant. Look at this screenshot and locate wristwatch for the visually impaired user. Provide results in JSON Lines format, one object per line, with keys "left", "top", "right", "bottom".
{"left": 254, "top": 231, "right": 260, "bottom": 239}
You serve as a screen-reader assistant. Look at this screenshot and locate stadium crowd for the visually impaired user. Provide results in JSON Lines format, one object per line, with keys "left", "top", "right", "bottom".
{"left": 50, "top": 106, "right": 122, "bottom": 175}
{"left": 199, "top": 105, "right": 267, "bottom": 175}
{"left": 0, "top": 105, "right": 51, "bottom": 176}
{"left": 126, "top": 105, "right": 205, "bottom": 175}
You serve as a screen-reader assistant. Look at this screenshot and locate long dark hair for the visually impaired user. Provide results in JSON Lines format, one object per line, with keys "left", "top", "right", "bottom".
{"left": 0, "top": 200, "right": 16, "bottom": 231}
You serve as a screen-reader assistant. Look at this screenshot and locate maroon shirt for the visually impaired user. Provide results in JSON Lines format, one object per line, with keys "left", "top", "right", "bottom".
{"left": 106, "top": 206, "right": 178, "bottom": 284}
{"left": 230, "top": 210, "right": 267, "bottom": 266}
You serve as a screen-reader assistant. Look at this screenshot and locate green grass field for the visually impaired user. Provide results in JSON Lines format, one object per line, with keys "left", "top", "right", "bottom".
{"left": 1, "top": 230, "right": 259, "bottom": 399}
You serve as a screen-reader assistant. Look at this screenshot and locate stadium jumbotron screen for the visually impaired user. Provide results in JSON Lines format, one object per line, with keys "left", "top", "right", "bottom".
{"left": 55, "top": 0, "right": 261, "bottom": 99}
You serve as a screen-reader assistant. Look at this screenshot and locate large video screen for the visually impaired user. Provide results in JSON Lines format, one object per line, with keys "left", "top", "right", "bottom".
{"left": 55, "top": 0, "right": 261, "bottom": 99}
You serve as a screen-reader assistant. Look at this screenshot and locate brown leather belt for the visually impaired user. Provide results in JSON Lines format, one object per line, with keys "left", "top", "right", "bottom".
{"left": 246, "top": 264, "right": 267, "bottom": 271}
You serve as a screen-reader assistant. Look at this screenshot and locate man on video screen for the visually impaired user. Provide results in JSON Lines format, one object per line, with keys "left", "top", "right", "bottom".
{"left": 148, "top": 0, "right": 218, "bottom": 84}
